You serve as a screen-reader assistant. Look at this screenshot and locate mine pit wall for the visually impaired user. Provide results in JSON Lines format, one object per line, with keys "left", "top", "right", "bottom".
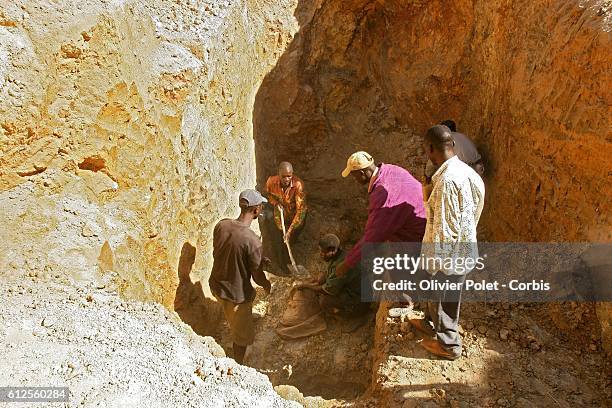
{"left": 1, "top": 0, "right": 610, "bottom": 381}
{"left": 254, "top": 0, "right": 611, "bottom": 357}
{"left": 0, "top": 0, "right": 299, "bottom": 314}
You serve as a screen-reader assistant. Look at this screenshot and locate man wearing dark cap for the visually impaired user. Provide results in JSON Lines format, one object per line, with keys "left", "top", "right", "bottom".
{"left": 209, "top": 189, "right": 272, "bottom": 364}
{"left": 423, "top": 120, "right": 484, "bottom": 200}
{"left": 293, "top": 233, "right": 365, "bottom": 317}
{"left": 412, "top": 125, "right": 485, "bottom": 360}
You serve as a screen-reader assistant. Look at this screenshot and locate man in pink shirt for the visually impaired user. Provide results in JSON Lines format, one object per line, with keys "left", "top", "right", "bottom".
{"left": 335, "top": 151, "right": 426, "bottom": 277}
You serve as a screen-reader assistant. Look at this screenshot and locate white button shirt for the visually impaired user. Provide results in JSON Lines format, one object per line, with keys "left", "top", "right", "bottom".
{"left": 422, "top": 156, "right": 485, "bottom": 275}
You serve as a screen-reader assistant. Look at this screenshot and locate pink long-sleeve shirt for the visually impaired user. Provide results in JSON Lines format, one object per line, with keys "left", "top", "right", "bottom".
{"left": 344, "top": 163, "right": 427, "bottom": 268}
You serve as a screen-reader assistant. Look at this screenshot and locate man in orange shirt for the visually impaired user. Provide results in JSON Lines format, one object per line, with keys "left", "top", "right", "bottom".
{"left": 262, "top": 161, "right": 307, "bottom": 275}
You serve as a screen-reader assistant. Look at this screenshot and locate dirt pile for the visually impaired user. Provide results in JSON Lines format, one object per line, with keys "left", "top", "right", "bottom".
{"left": 0, "top": 275, "right": 298, "bottom": 407}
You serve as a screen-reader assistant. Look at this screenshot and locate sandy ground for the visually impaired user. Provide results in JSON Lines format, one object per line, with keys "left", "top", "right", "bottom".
{"left": 372, "top": 301, "right": 611, "bottom": 407}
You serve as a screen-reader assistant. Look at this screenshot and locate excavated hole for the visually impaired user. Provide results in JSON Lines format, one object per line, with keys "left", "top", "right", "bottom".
{"left": 172, "top": 236, "right": 374, "bottom": 400}
{"left": 182, "top": 0, "right": 611, "bottom": 402}
{"left": 175, "top": 252, "right": 374, "bottom": 401}
{"left": 206, "top": 268, "right": 375, "bottom": 401}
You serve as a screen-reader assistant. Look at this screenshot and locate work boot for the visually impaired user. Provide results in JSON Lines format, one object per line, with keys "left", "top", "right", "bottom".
{"left": 409, "top": 318, "right": 435, "bottom": 337}
{"left": 419, "top": 338, "right": 460, "bottom": 360}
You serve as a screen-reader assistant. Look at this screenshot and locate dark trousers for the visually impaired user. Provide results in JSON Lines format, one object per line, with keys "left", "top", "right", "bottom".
{"left": 259, "top": 204, "right": 304, "bottom": 275}
{"left": 421, "top": 272, "right": 466, "bottom": 357}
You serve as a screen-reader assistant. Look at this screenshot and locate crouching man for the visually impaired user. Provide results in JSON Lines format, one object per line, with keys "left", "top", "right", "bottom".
{"left": 293, "top": 234, "right": 367, "bottom": 318}
{"left": 208, "top": 189, "right": 272, "bottom": 364}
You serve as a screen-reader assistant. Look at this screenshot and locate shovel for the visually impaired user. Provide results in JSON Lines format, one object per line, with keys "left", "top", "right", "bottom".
{"left": 278, "top": 205, "right": 307, "bottom": 276}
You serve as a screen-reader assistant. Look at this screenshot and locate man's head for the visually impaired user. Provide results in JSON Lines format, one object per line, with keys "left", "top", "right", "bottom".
{"left": 423, "top": 125, "right": 455, "bottom": 166}
{"left": 318, "top": 233, "right": 341, "bottom": 261}
{"left": 341, "top": 151, "right": 377, "bottom": 185}
{"left": 278, "top": 161, "right": 293, "bottom": 188}
{"left": 439, "top": 119, "right": 457, "bottom": 132}
{"left": 238, "top": 189, "right": 267, "bottom": 218}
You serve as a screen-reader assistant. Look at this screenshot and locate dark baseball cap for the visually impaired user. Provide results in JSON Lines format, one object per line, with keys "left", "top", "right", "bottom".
{"left": 238, "top": 189, "right": 268, "bottom": 207}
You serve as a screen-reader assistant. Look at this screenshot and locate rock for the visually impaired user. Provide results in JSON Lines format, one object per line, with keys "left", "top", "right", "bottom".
{"left": 388, "top": 307, "right": 412, "bottom": 318}
{"left": 499, "top": 329, "right": 510, "bottom": 341}
{"left": 274, "top": 385, "right": 304, "bottom": 404}
{"left": 430, "top": 388, "right": 446, "bottom": 399}
{"left": 41, "top": 316, "right": 56, "bottom": 327}
{"left": 0, "top": 0, "right": 610, "bottom": 405}
{"left": 81, "top": 225, "right": 96, "bottom": 237}
{"left": 477, "top": 325, "right": 488, "bottom": 335}
{"left": 333, "top": 349, "right": 347, "bottom": 366}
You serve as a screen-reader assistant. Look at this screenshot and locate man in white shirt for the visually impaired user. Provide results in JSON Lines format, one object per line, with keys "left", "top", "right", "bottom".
{"left": 423, "top": 120, "right": 484, "bottom": 201}
{"left": 411, "top": 125, "right": 485, "bottom": 360}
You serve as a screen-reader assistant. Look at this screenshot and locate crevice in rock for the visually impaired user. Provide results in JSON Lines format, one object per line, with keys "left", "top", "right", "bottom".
{"left": 78, "top": 156, "right": 106, "bottom": 172}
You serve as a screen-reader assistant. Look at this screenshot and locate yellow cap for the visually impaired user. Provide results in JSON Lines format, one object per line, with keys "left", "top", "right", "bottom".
{"left": 341, "top": 151, "right": 374, "bottom": 178}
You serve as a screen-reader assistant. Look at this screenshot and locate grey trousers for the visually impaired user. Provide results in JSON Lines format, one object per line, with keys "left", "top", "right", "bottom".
{"left": 423, "top": 272, "right": 466, "bottom": 358}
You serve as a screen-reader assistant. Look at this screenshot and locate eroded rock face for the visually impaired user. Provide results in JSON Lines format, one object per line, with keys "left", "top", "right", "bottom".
{"left": 253, "top": 0, "right": 610, "bottom": 349}
{"left": 1, "top": 0, "right": 299, "bottom": 307}
{"left": 1, "top": 0, "right": 610, "bottom": 368}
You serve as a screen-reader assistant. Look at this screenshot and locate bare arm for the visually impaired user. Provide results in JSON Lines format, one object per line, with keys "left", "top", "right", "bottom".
{"left": 249, "top": 244, "right": 271, "bottom": 294}
{"left": 292, "top": 280, "right": 324, "bottom": 294}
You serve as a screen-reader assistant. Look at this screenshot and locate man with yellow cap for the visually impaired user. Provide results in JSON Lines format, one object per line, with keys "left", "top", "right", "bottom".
{"left": 335, "top": 151, "right": 427, "bottom": 277}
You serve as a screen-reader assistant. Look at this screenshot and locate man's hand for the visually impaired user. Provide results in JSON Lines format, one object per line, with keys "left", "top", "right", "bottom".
{"left": 284, "top": 226, "right": 293, "bottom": 242}
{"left": 335, "top": 261, "right": 350, "bottom": 277}
{"left": 291, "top": 280, "right": 322, "bottom": 295}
